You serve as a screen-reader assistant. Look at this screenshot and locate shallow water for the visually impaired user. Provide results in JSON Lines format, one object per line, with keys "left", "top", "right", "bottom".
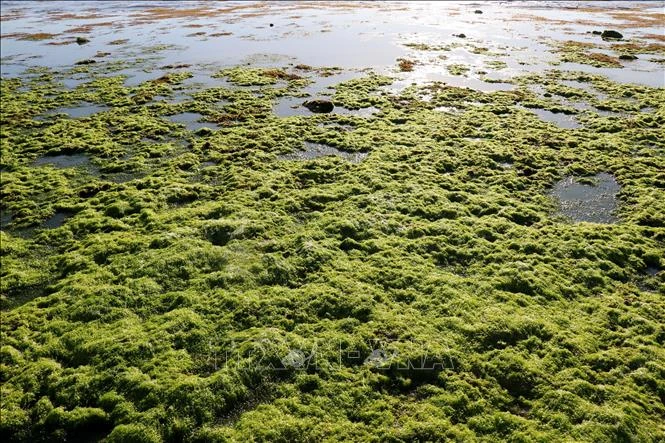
{"left": 522, "top": 106, "right": 581, "bottom": 129}
{"left": 278, "top": 142, "right": 368, "bottom": 163}
{"left": 3, "top": 0, "right": 663, "bottom": 88}
{"left": 61, "top": 76, "right": 90, "bottom": 89}
{"left": 166, "top": 112, "right": 219, "bottom": 131}
{"left": 0, "top": 209, "right": 12, "bottom": 229}
{"left": 551, "top": 172, "right": 620, "bottom": 223}
{"left": 434, "top": 106, "right": 464, "bottom": 114}
{"left": 47, "top": 102, "right": 109, "bottom": 118}
{"left": 44, "top": 211, "right": 72, "bottom": 228}
{"left": 33, "top": 154, "right": 92, "bottom": 168}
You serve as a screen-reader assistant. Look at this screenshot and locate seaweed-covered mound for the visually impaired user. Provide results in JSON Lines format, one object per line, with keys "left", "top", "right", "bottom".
{"left": 1, "top": 65, "right": 664, "bottom": 442}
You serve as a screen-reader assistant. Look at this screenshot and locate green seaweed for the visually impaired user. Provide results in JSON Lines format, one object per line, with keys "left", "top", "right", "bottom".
{"left": 447, "top": 64, "right": 471, "bottom": 76}
{"left": 1, "top": 61, "right": 664, "bottom": 443}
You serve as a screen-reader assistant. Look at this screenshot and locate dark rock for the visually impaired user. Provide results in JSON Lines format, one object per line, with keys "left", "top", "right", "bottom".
{"left": 601, "top": 30, "right": 623, "bottom": 40}
{"left": 474, "top": 10, "right": 483, "bottom": 14}
{"left": 619, "top": 54, "right": 638, "bottom": 60}
{"left": 196, "top": 127, "right": 214, "bottom": 136}
{"left": 269, "top": 23, "right": 274, "bottom": 27}
{"left": 303, "top": 99, "right": 334, "bottom": 113}
{"left": 76, "top": 36, "right": 90, "bottom": 45}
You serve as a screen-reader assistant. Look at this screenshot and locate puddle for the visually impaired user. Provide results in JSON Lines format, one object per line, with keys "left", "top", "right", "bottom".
{"left": 166, "top": 112, "right": 219, "bottom": 131}
{"left": 523, "top": 107, "right": 580, "bottom": 129}
{"left": 1, "top": 209, "right": 12, "bottom": 229}
{"left": 102, "top": 172, "right": 141, "bottom": 183}
{"left": 61, "top": 76, "right": 89, "bottom": 89}
{"left": 119, "top": 69, "right": 160, "bottom": 87}
{"left": 44, "top": 211, "right": 72, "bottom": 229}
{"left": 278, "top": 142, "right": 368, "bottom": 163}
{"left": 434, "top": 106, "right": 463, "bottom": 114}
{"left": 33, "top": 154, "right": 92, "bottom": 168}
{"left": 550, "top": 172, "right": 620, "bottom": 224}
{"left": 558, "top": 62, "right": 664, "bottom": 88}
{"left": 47, "top": 103, "right": 108, "bottom": 118}
{"left": 334, "top": 106, "right": 380, "bottom": 117}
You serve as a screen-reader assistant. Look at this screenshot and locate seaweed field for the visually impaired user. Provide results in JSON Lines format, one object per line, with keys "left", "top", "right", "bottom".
{"left": 1, "top": 1, "right": 664, "bottom": 442}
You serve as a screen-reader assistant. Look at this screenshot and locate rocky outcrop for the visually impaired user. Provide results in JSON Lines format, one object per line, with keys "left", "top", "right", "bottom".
{"left": 601, "top": 30, "right": 623, "bottom": 40}
{"left": 303, "top": 99, "right": 334, "bottom": 113}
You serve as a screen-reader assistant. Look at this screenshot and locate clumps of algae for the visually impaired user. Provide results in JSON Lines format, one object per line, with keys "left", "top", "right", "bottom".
{"left": 447, "top": 63, "right": 471, "bottom": 76}
{"left": 548, "top": 40, "right": 665, "bottom": 68}
{"left": 1, "top": 62, "right": 664, "bottom": 443}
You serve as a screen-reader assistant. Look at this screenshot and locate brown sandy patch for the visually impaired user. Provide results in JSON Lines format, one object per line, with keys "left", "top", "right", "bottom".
{"left": 510, "top": 7, "right": 664, "bottom": 30}
{"left": 2, "top": 32, "right": 58, "bottom": 41}
{"left": 49, "top": 11, "right": 111, "bottom": 21}
{"left": 641, "top": 33, "right": 665, "bottom": 43}
{"left": 510, "top": 13, "right": 602, "bottom": 27}
{"left": 126, "top": 1, "right": 388, "bottom": 24}
{"left": 0, "top": 9, "right": 25, "bottom": 21}
{"left": 607, "top": 10, "right": 665, "bottom": 28}
{"left": 66, "top": 22, "right": 116, "bottom": 33}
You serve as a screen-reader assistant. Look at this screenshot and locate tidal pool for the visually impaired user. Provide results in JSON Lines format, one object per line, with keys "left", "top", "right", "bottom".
{"left": 47, "top": 103, "right": 108, "bottom": 118}
{"left": 278, "top": 142, "right": 368, "bottom": 163}
{"left": 44, "top": 211, "right": 72, "bottom": 228}
{"left": 550, "top": 172, "right": 620, "bottom": 223}
{"left": 165, "top": 112, "right": 219, "bottom": 131}
{"left": 523, "top": 106, "right": 581, "bottom": 129}
{"left": 33, "top": 154, "right": 92, "bottom": 168}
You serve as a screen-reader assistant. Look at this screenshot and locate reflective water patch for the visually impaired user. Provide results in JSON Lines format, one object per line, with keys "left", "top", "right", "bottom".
{"left": 33, "top": 154, "right": 92, "bottom": 168}
{"left": 47, "top": 103, "right": 108, "bottom": 118}
{"left": 278, "top": 142, "right": 368, "bottom": 163}
{"left": 550, "top": 172, "right": 620, "bottom": 223}
{"left": 527, "top": 108, "right": 580, "bottom": 129}
{"left": 166, "top": 112, "right": 219, "bottom": 131}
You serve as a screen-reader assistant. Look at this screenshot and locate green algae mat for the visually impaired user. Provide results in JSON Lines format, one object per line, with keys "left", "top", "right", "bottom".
{"left": 1, "top": 2, "right": 665, "bottom": 442}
